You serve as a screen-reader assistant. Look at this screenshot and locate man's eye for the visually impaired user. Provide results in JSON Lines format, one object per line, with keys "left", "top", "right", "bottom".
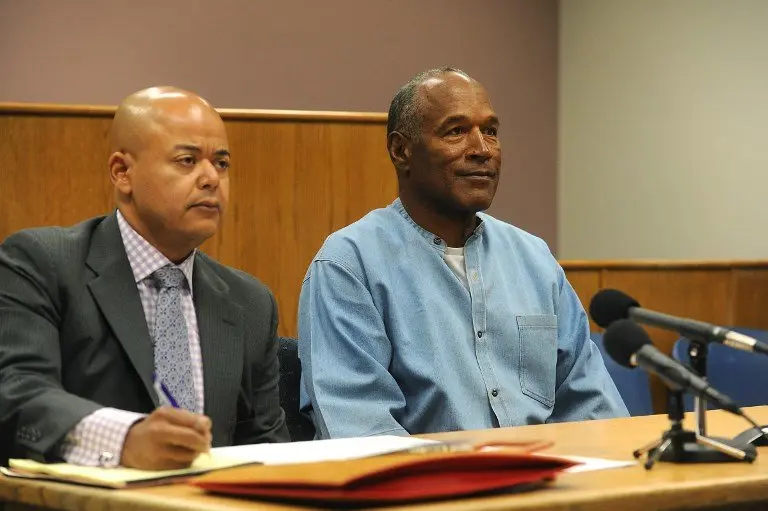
{"left": 448, "top": 126, "right": 465, "bottom": 135}
{"left": 483, "top": 127, "right": 498, "bottom": 136}
{"left": 216, "top": 159, "right": 230, "bottom": 170}
{"left": 178, "top": 156, "right": 195, "bottom": 166}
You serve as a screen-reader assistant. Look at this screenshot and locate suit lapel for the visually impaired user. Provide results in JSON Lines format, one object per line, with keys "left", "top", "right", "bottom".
{"left": 193, "top": 255, "right": 242, "bottom": 426}
{"left": 86, "top": 214, "right": 159, "bottom": 407}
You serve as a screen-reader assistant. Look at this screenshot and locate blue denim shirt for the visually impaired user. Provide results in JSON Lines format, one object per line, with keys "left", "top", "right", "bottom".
{"left": 299, "top": 198, "right": 628, "bottom": 439}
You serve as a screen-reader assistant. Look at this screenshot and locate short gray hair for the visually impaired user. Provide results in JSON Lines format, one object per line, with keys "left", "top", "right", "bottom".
{"left": 386, "top": 66, "right": 470, "bottom": 139}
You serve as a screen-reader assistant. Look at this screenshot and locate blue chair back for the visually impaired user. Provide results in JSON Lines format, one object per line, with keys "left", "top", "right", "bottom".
{"left": 673, "top": 328, "right": 768, "bottom": 411}
{"left": 277, "top": 337, "right": 316, "bottom": 441}
{"left": 591, "top": 332, "right": 654, "bottom": 416}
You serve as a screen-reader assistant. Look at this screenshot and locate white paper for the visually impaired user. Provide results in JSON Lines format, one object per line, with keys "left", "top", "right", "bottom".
{"left": 211, "top": 435, "right": 439, "bottom": 465}
{"left": 557, "top": 455, "right": 636, "bottom": 473}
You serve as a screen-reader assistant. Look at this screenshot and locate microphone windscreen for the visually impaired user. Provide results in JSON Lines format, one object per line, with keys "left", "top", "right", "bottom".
{"left": 603, "top": 319, "right": 652, "bottom": 368}
{"left": 589, "top": 288, "right": 640, "bottom": 328}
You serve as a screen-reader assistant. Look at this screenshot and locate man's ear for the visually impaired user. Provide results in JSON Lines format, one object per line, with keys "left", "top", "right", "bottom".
{"left": 108, "top": 151, "right": 133, "bottom": 195}
{"left": 387, "top": 131, "right": 412, "bottom": 176}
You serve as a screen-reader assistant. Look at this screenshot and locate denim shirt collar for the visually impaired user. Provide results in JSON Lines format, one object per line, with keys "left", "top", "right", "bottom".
{"left": 390, "top": 197, "right": 486, "bottom": 251}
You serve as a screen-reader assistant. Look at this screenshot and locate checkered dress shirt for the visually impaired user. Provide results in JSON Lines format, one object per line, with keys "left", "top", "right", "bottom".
{"left": 59, "top": 211, "right": 204, "bottom": 466}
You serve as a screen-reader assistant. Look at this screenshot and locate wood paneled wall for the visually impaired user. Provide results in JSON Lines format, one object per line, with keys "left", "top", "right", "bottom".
{"left": 564, "top": 261, "right": 768, "bottom": 412}
{"left": 0, "top": 103, "right": 396, "bottom": 337}
{"left": 3, "top": 104, "right": 768, "bottom": 415}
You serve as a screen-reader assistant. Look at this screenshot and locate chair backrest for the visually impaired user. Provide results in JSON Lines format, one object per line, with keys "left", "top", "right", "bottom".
{"left": 277, "top": 337, "right": 315, "bottom": 441}
{"left": 591, "top": 332, "right": 654, "bottom": 416}
{"left": 673, "top": 328, "right": 768, "bottom": 410}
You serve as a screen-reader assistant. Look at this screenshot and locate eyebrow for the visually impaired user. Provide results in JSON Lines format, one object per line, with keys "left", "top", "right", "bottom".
{"left": 437, "top": 114, "right": 500, "bottom": 130}
{"left": 173, "top": 144, "right": 230, "bottom": 157}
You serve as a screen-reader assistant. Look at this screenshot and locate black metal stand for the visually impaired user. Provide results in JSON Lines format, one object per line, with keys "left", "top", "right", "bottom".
{"left": 686, "top": 339, "right": 768, "bottom": 447}
{"left": 734, "top": 425, "right": 768, "bottom": 446}
{"left": 685, "top": 340, "right": 710, "bottom": 437}
{"left": 633, "top": 392, "right": 756, "bottom": 470}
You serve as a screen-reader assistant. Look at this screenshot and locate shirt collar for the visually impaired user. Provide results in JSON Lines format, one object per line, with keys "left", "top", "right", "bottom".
{"left": 390, "top": 197, "right": 485, "bottom": 249}
{"left": 116, "top": 210, "right": 195, "bottom": 294}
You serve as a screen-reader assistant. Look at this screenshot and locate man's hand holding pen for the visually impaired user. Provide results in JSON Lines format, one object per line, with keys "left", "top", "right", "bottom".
{"left": 122, "top": 407, "right": 212, "bottom": 470}
{"left": 121, "top": 377, "right": 211, "bottom": 470}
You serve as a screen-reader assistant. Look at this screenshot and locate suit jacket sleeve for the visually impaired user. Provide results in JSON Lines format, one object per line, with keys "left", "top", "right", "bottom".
{"left": 233, "top": 285, "right": 289, "bottom": 444}
{"left": 0, "top": 231, "right": 104, "bottom": 460}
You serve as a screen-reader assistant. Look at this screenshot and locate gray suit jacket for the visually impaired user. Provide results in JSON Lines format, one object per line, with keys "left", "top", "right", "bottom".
{"left": 0, "top": 213, "right": 288, "bottom": 462}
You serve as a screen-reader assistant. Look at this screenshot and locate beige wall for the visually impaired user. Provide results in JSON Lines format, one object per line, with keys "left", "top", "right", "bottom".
{"left": 559, "top": 0, "right": 768, "bottom": 259}
{"left": 0, "top": 0, "right": 559, "bottom": 249}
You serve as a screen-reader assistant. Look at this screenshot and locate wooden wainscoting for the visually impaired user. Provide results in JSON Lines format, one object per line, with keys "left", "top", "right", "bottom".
{"left": 3, "top": 103, "right": 767, "bottom": 415}
{"left": 0, "top": 103, "right": 396, "bottom": 337}
{"left": 564, "top": 261, "right": 768, "bottom": 412}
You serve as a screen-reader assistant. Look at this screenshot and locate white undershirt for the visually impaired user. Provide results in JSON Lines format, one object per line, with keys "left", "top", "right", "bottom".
{"left": 443, "top": 246, "right": 468, "bottom": 287}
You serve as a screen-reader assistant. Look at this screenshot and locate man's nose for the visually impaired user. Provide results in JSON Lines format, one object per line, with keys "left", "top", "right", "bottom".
{"left": 197, "top": 160, "right": 220, "bottom": 189}
{"left": 466, "top": 127, "right": 492, "bottom": 161}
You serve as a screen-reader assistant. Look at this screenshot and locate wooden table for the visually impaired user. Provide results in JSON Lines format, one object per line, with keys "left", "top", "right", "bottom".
{"left": 3, "top": 408, "right": 768, "bottom": 511}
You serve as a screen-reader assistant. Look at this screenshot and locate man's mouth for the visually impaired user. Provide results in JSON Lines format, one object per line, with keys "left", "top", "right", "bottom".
{"left": 458, "top": 171, "right": 497, "bottom": 179}
{"left": 189, "top": 200, "right": 220, "bottom": 211}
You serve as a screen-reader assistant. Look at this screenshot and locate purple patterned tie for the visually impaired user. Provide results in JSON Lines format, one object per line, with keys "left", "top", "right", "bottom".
{"left": 151, "top": 266, "right": 195, "bottom": 411}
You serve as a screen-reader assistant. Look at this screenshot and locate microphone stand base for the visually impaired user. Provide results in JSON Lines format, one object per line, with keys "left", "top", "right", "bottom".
{"left": 635, "top": 427, "right": 756, "bottom": 470}
{"left": 653, "top": 435, "right": 756, "bottom": 464}
{"left": 733, "top": 426, "right": 768, "bottom": 446}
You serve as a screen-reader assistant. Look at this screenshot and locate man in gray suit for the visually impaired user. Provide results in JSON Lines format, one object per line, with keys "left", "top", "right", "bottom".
{"left": 0, "top": 87, "right": 288, "bottom": 469}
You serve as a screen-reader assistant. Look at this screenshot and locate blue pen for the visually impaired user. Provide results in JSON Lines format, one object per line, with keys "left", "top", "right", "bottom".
{"left": 153, "top": 374, "right": 180, "bottom": 408}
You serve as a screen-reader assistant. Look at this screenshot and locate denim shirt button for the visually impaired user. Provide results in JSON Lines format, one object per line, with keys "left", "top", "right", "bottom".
{"left": 432, "top": 237, "right": 441, "bottom": 245}
{"left": 477, "top": 331, "right": 483, "bottom": 338}
{"left": 491, "top": 389, "right": 499, "bottom": 397}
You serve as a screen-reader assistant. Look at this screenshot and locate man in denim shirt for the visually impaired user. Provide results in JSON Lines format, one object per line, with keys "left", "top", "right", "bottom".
{"left": 299, "top": 67, "right": 628, "bottom": 439}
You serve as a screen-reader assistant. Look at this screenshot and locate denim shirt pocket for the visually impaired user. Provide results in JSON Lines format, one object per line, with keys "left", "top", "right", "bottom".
{"left": 517, "top": 314, "right": 558, "bottom": 408}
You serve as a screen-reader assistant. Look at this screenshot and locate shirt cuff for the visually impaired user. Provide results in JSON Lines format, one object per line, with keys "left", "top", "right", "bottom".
{"left": 59, "top": 408, "right": 146, "bottom": 467}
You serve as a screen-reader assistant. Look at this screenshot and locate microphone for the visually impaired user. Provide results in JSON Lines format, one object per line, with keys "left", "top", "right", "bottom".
{"left": 590, "top": 288, "right": 768, "bottom": 355}
{"left": 603, "top": 319, "right": 743, "bottom": 416}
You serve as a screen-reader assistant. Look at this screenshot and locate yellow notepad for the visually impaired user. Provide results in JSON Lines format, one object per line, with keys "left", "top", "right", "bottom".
{"left": 0, "top": 436, "right": 441, "bottom": 489}
{"left": 1, "top": 452, "right": 249, "bottom": 488}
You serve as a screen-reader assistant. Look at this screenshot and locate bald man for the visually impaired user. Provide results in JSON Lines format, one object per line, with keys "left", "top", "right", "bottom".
{"left": 0, "top": 87, "right": 288, "bottom": 469}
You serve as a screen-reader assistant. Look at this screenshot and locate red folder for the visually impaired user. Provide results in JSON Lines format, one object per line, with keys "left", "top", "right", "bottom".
{"left": 191, "top": 445, "right": 577, "bottom": 506}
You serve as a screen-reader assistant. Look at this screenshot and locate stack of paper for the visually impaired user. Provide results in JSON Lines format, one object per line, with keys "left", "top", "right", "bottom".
{"left": 0, "top": 435, "right": 437, "bottom": 488}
